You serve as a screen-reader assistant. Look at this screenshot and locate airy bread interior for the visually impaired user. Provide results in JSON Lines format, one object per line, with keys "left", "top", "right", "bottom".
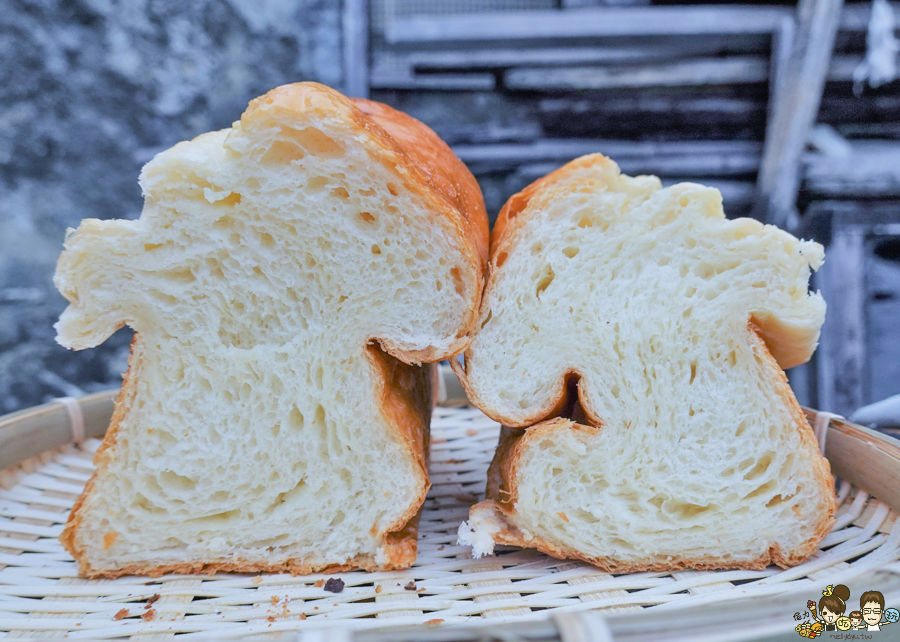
{"left": 457, "top": 154, "right": 835, "bottom": 570}
{"left": 55, "top": 83, "right": 486, "bottom": 577}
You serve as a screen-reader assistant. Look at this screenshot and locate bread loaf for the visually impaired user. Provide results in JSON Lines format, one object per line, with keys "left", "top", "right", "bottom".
{"left": 54, "top": 82, "right": 488, "bottom": 578}
{"left": 456, "top": 154, "right": 835, "bottom": 571}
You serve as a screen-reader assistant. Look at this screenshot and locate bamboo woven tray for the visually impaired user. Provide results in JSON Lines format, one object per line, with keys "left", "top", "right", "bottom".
{"left": 2, "top": 371, "right": 900, "bottom": 640}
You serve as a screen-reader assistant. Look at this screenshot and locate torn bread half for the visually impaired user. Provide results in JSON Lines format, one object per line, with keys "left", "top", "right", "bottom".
{"left": 456, "top": 154, "right": 835, "bottom": 571}
{"left": 55, "top": 82, "right": 488, "bottom": 578}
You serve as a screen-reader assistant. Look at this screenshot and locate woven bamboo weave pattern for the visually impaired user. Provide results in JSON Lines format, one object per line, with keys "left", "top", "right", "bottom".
{"left": 1, "top": 405, "right": 899, "bottom": 639}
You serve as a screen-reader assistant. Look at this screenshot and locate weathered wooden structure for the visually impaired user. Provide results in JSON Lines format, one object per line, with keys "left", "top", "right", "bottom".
{"left": 342, "top": 0, "right": 900, "bottom": 419}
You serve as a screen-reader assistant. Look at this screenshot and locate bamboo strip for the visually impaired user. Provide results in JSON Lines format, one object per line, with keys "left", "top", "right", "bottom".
{"left": 0, "top": 390, "right": 897, "bottom": 638}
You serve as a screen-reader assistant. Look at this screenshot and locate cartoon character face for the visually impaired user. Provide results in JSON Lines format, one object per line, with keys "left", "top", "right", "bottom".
{"left": 850, "top": 616, "right": 861, "bottom": 627}
{"left": 821, "top": 607, "right": 839, "bottom": 623}
{"left": 863, "top": 601, "right": 883, "bottom": 626}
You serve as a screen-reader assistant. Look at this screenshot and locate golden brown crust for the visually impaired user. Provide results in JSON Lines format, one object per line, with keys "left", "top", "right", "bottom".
{"left": 365, "top": 344, "right": 433, "bottom": 536}
{"left": 491, "top": 154, "right": 612, "bottom": 254}
{"left": 59, "top": 334, "right": 140, "bottom": 565}
{"left": 475, "top": 334, "right": 837, "bottom": 571}
{"left": 746, "top": 325, "right": 837, "bottom": 564}
{"left": 350, "top": 97, "right": 489, "bottom": 273}
{"left": 71, "top": 549, "right": 417, "bottom": 580}
{"left": 452, "top": 357, "right": 596, "bottom": 429}
{"left": 749, "top": 310, "right": 823, "bottom": 371}
{"left": 473, "top": 498, "right": 808, "bottom": 572}
{"left": 244, "top": 84, "right": 489, "bottom": 365}
{"left": 453, "top": 155, "right": 625, "bottom": 426}
{"left": 60, "top": 83, "right": 487, "bottom": 578}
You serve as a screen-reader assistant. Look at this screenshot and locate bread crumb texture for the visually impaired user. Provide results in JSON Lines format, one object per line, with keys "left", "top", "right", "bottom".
{"left": 53, "top": 82, "right": 487, "bottom": 578}
{"left": 457, "top": 153, "right": 835, "bottom": 571}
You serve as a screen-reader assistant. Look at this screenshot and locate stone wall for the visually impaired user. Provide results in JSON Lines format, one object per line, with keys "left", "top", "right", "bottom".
{"left": 0, "top": 0, "right": 343, "bottom": 413}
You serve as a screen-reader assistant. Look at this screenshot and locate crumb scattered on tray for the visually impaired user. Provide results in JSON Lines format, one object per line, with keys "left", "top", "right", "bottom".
{"left": 404, "top": 581, "right": 417, "bottom": 591}
{"left": 146, "top": 593, "right": 160, "bottom": 607}
{"left": 251, "top": 576, "right": 263, "bottom": 585}
{"left": 314, "top": 579, "right": 325, "bottom": 588}
{"left": 324, "top": 578, "right": 344, "bottom": 593}
{"left": 375, "top": 585, "right": 382, "bottom": 594}
{"left": 271, "top": 595, "right": 279, "bottom": 606}
{"left": 425, "top": 619, "right": 444, "bottom": 625}
{"left": 141, "top": 609, "right": 156, "bottom": 621}
{"left": 466, "top": 429, "right": 478, "bottom": 436}
{"left": 267, "top": 616, "right": 276, "bottom": 623}
{"left": 300, "top": 613, "right": 307, "bottom": 620}
{"left": 113, "top": 609, "right": 129, "bottom": 621}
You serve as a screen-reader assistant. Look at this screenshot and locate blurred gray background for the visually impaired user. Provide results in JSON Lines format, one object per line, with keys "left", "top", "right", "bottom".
{"left": 1, "top": 0, "right": 899, "bottom": 422}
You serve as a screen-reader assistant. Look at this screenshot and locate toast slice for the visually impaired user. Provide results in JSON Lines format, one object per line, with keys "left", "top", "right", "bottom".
{"left": 54, "top": 83, "right": 488, "bottom": 578}
{"left": 456, "top": 154, "right": 835, "bottom": 571}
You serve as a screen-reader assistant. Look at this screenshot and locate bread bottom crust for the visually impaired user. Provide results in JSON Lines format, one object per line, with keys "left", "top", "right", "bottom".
{"left": 470, "top": 499, "right": 823, "bottom": 573}
{"left": 71, "top": 514, "right": 421, "bottom": 579}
